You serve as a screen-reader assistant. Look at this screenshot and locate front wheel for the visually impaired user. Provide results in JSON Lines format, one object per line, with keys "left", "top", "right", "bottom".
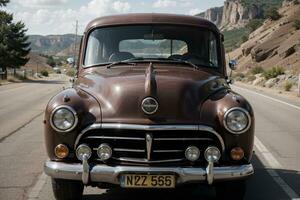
{"left": 215, "top": 180, "right": 247, "bottom": 200}
{"left": 51, "top": 178, "right": 84, "bottom": 200}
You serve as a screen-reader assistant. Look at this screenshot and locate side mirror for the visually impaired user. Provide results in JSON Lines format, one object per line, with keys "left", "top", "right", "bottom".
{"left": 229, "top": 60, "right": 237, "bottom": 70}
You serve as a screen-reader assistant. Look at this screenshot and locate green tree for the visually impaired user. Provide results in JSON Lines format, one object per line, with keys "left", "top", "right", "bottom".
{"left": 266, "top": 7, "right": 281, "bottom": 20}
{"left": 246, "top": 19, "right": 263, "bottom": 32}
{"left": 293, "top": 19, "right": 300, "bottom": 30}
{"left": 0, "top": 0, "right": 9, "bottom": 7}
{"left": 0, "top": 0, "right": 30, "bottom": 79}
{"left": 47, "top": 56, "right": 56, "bottom": 67}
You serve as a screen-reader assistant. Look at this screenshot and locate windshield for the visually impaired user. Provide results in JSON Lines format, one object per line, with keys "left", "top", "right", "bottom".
{"left": 84, "top": 25, "right": 220, "bottom": 68}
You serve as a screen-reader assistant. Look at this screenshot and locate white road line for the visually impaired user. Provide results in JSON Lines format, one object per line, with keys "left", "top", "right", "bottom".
{"left": 233, "top": 85, "right": 300, "bottom": 111}
{"left": 27, "top": 172, "right": 47, "bottom": 200}
{"left": 255, "top": 136, "right": 300, "bottom": 200}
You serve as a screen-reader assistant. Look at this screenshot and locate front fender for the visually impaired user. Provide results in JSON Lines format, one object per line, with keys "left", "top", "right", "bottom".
{"left": 44, "top": 88, "right": 101, "bottom": 161}
{"left": 200, "top": 89, "right": 255, "bottom": 162}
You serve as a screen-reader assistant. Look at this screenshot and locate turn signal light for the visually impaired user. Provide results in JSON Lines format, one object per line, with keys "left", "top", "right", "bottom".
{"left": 230, "top": 147, "right": 244, "bottom": 161}
{"left": 54, "top": 144, "right": 69, "bottom": 159}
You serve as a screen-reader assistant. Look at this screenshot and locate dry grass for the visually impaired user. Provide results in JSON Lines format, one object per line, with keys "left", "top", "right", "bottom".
{"left": 284, "top": 81, "right": 293, "bottom": 91}
{"left": 7, "top": 76, "right": 22, "bottom": 83}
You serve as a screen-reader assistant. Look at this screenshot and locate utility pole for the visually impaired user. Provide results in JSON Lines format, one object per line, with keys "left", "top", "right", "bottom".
{"left": 36, "top": 61, "right": 38, "bottom": 75}
{"left": 298, "top": 74, "right": 300, "bottom": 97}
{"left": 74, "top": 20, "right": 78, "bottom": 68}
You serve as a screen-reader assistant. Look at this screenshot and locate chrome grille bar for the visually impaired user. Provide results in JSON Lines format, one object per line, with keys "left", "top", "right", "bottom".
{"left": 75, "top": 123, "right": 225, "bottom": 152}
{"left": 154, "top": 138, "right": 213, "bottom": 141}
{"left": 114, "top": 157, "right": 185, "bottom": 163}
{"left": 113, "top": 148, "right": 145, "bottom": 153}
{"left": 153, "top": 150, "right": 184, "bottom": 153}
{"left": 86, "top": 136, "right": 144, "bottom": 141}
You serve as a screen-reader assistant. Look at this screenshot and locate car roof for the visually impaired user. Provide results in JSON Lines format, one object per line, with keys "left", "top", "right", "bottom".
{"left": 85, "top": 13, "right": 220, "bottom": 33}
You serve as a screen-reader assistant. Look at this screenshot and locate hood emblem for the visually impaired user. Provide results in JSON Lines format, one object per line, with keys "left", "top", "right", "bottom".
{"left": 141, "top": 97, "right": 159, "bottom": 115}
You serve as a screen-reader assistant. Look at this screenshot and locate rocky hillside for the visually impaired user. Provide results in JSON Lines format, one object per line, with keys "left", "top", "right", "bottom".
{"left": 197, "top": 7, "right": 223, "bottom": 27}
{"left": 23, "top": 52, "right": 54, "bottom": 72}
{"left": 28, "top": 34, "right": 81, "bottom": 56}
{"left": 197, "top": 0, "right": 283, "bottom": 30}
{"left": 229, "top": 0, "right": 300, "bottom": 92}
{"left": 229, "top": 0, "right": 300, "bottom": 71}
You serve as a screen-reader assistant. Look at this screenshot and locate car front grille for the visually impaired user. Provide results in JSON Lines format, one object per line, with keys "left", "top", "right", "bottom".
{"left": 76, "top": 126, "right": 223, "bottom": 166}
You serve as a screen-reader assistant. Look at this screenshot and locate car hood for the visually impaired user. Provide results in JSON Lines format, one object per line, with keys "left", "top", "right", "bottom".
{"left": 76, "top": 63, "right": 228, "bottom": 124}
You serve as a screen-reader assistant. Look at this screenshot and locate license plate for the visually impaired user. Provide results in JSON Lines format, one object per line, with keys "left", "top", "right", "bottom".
{"left": 121, "top": 174, "right": 175, "bottom": 188}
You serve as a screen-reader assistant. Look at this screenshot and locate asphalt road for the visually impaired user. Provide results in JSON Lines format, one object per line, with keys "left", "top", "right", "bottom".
{"left": 0, "top": 78, "right": 299, "bottom": 200}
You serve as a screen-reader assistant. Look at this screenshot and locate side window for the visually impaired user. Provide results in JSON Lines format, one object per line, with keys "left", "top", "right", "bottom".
{"left": 85, "top": 34, "right": 105, "bottom": 66}
{"left": 209, "top": 34, "right": 218, "bottom": 67}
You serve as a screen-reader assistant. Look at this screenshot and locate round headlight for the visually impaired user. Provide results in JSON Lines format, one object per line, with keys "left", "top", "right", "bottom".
{"left": 76, "top": 144, "right": 92, "bottom": 161}
{"left": 50, "top": 106, "right": 78, "bottom": 132}
{"left": 97, "top": 144, "right": 112, "bottom": 161}
{"left": 224, "top": 108, "right": 251, "bottom": 134}
{"left": 204, "top": 146, "right": 221, "bottom": 163}
{"left": 185, "top": 146, "right": 200, "bottom": 162}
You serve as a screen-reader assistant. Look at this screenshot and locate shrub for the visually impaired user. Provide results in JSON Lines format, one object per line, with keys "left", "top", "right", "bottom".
{"left": 66, "top": 68, "right": 76, "bottom": 77}
{"left": 241, "top": 35, "right": 248, "bottom": 43}
{"left": 246, "top": 19, "right": 263, "bottom": 32}
{"left": 247, "top": 75, "right": 256, "bottom": 82}
{"left": 284, "top": 81, "right": 293, "bottom": 91}
{"left": 40, "top": 70, "right": 49, "bottom": 77}
{"left": 266, "top": 7, "right": 281, "bottom": 20}
{"left": 232, "top": 72, "right": 245, "bottom": 81}
{"left": 293, "top": 19, "right": 300, "bottom": 30}
{"left": 223, "top": 28, "right": 250, "bottom": 52}
{"left": 263, "top": 67, "right": 284, "bottom": 79}
{"left": 46, "top": 56, "right": 56, "bottom": 67}
{"left": 251, "top": 66, "right": 264, "bottom": 75}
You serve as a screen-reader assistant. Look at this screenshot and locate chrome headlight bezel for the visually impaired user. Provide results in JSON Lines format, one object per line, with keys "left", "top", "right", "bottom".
{"left": 50, "top": 105, "right": 78, "bottom": 133}
{"left": 223, "top": 107, "right": 251, "bottom": 134}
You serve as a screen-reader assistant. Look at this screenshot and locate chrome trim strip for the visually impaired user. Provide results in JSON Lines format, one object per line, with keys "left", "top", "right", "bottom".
{"left": 75, "top": 123, "right": 225, "bottom": 153}
{"left": 154, "top": 138, "right": 213, "bottom": 141}
{"left": 44, "top": 161, "right": 254, "bottom": 185}
{"left": 86, "top": 136, "right": 145, "bottom": 141}
{"left": 101, "top": 124, "right": 199, "bottom": 131}
{"left": 223, "top": 107, "right": 252, "bottom": 135}
{"left": 50, "top": 105, "right": 78, "bottom": 133}
{"left": 113, "top": 148, "right": 145, "bottom": 153}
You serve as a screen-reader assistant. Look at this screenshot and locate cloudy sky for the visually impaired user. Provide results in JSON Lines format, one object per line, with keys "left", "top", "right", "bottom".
{"left": 5, "top": 0, "right": 224, "bottom": 35}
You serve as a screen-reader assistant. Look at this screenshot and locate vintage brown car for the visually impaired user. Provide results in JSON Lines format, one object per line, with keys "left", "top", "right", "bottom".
{"left": 44, "top": 13, "right": 254, "bottom": 200}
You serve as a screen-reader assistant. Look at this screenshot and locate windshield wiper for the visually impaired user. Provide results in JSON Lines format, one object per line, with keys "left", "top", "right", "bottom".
{"left": 158, "top": 58, "right": 200, "bottom": 70}
{"left": 106, "top": 58, "right": 149, "bottom": 68}
{"left": 106, "top": 59, "right": 140, "bottom": 69}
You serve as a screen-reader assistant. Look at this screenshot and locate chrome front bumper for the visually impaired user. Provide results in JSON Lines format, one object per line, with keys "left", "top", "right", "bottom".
{"left": 44, "top": 161, "right": 254, "bottom": 185}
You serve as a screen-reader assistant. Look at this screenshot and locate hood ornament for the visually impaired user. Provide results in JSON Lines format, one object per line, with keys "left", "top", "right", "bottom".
{"left": 141, "top": 97, "right": 159, "bottom": 115}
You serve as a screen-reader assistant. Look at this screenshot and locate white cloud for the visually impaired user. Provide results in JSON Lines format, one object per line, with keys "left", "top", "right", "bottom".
{"left": 113, "top": 1, "right": 131, "bottom": 13}
{"left": 179, "top": 0, "right": 192, "bottom": 7}
{"left": 12, "top": 0, "right": 132, "bottom": 35}
{"left": 189, "top": 8, "right": 202, "bottom": 15}
{"left": 15, "top": 0, "right": 69, "bottom": 7}
{"left": 153, "top": 0, "right": 177, "bottom": 8}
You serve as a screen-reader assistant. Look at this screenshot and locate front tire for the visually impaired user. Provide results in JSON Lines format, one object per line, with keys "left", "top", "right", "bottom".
{"left": 215, "top": 180, "right": 246, "bottom": 200}
{"left": 51, "top": 178, "right": 84, "bottom": 200}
